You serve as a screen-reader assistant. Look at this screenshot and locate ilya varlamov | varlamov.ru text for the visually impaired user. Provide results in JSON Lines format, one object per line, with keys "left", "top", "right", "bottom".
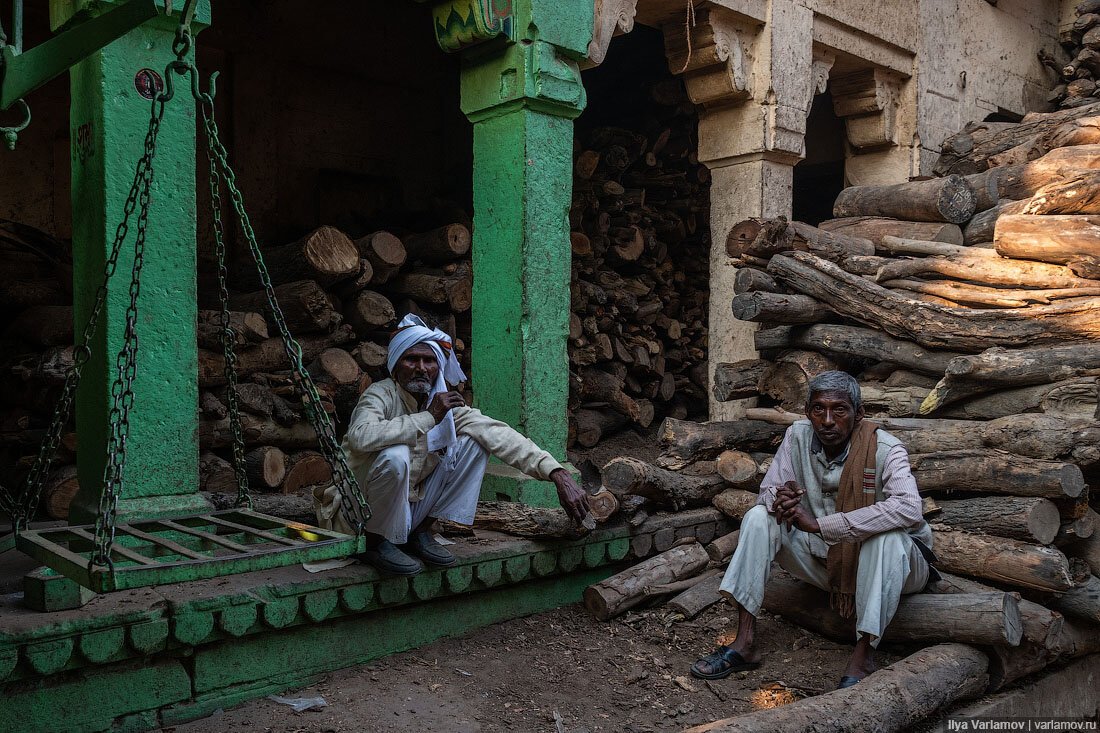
{"left": 946, "top": 719, "right": 1099, "bottom": 732}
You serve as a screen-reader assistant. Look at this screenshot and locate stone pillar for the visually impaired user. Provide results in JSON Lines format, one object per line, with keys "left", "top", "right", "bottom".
{"left": 434, "top": 0, "right": 590, "bottom": 505}
{"left": 663, "top": 1, "right": 818, "bottom": 420}
{"left": 832, "top": 67, "right": 918, "bottom": 186}
{"left": 52, "top": 1, "right": 212, "bottom": 522}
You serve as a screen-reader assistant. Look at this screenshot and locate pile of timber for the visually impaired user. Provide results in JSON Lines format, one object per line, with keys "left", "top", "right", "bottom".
{"left": 582, "top": 102, "right": 1100, "bottom": 700}
{"left": 1048, "top": 0, "right": 1100, "bottom": 111}
{"left": 0, "top": 221, "right": 476, "bottom": 519}
{"left": 568, "top": 80, "right": 711, "bottom": 450}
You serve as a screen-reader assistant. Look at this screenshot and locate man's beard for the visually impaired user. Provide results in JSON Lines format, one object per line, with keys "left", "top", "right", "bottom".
{"left": 403, "top": 377, "right": 433, "bottom": 395}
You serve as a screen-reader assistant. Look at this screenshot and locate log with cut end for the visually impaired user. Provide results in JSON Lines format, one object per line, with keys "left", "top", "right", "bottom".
{"left": 1068, "top": 511, "right": 1100, "bottom": 577}
{"left": 281, "top": 450, "right": 332, "bottom": 494}
{"left": 258, "top": 226, "right": 360, "bottom": 286}
{"left": 355, "top": 231, "right": 407, "bottom": 285}
{"left": 230, "top": 280, "right": 342, "bottom": 335}
{"left": 229, "top": 382, "right": 275, "bottom": 418}
{"left": 572, "top": 408, "right": 628, "bottom": 448}
{"left": 43, "top": 465, "right": 79, "bottom": 520}
{"left": 939, "top": 378, "right": 1098, "bottom": 421}
{"left": 402, "top": 224, "right": 471, "bottom": 264}
{"left": 712, "top": 359, "right": 769, "bottom": 402}
{"left": 963, "top": 199, "right": 1027, "bottom": 245}
{"left": 351, "top": 341, "right": 389, "bottom": 372}
{"left": 860, "top": 383, "right": 930, "bottom": 417}
{"left": 1050, "top": 574, "right": 1100, "bottom": 625}
{"left": 199, "top": 452, "right": 240, "bottom": 494}
{"left": 705, "top": 530, "right": 740, "bottom": 563}
{"left": 930, "top": 496, "right": 1061, "bottom": 545}
{"left": 684, "top": 643, "right": 989, "bottom": 733}
{"left": 711, "top": 489, "right": 758, "bottom": 520}
{"left": 197, "top": 310, "right": 269, "bottom": 351}
{"left": 667, "top": 573, "right": 724, "bottom": 619}
{"left": 587, "top": 487, "right": 619, "bottom": 522}
{"left": 200, "top": 414, "right": 319, "bottom": 450}
{"left": 874, "top": 250, "right": 1100, "bottom": 289}
{"left": 715, "top": 450, "right": 758, "bottom": 487}
{"left": 656, "top": 418, "right": 786, "bottom": 470}
{"left": 601, "top": 457, "right": 724, "bottom": 509}
{"left": 832, "top": 175, "right": 977, "bottom": 223}
{"left": 818, "top": 217, "right": 963, "bottom": 245}
{"left": 768, "top": 252, "right": 1100, "bottom": 351}
{"left": 472, "top": 501, "right": 585, "bottom": 539}
{"left": 928, "top": 571, "right": 1063, "bottom": 648}
{"left": 933, "top": 529, "right": 1078, "bottom": 592}
{"left": 389, "top": 262, "right": 472, "bottom": 312}
{"left": 197, "top": 325, "right": 354, "bottom": 386}
{"left": 726, "top": 218, "right": 874, "bottom": 262}
{"left": 730, "top": 291, "right": 831, "bottom": 324}
{"left": 583, "top": 542, "right": 710, "bottom": 620}
{"left": 754, "top": 324, "right": 960, "bottom": 376}
{"left": 343, "top": 289, "right": 396, "bottom": 336}
{"left": 994, "top": 214, "right": 1100, "bottom": 265}
{"left": 988, "top": 113, "right": 1100, "bottom": 167}
{"left": 732, "top": 267, "right": 782, "bottom": 295}
{"left": 200, "top": 391, "right": 228, "bottom": 419}
{"left": 308, "top": 348, "right": 362, "bottom": 388}
{"left": 244, "top": 446, "right": 288, "bottom": 490}
{"left": 757, "top": 350, "right": 838, "bottom": 410}
{"left": 910, "top": 450, "right": 1084, "bottom": 498}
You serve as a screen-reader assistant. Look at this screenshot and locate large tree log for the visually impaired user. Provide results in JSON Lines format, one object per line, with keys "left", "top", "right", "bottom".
{"left": 389, "top": 262, "right": 472, "bottom": 312}
{"left": 230, "top": 280, "right": 342, "bottom": 335}
{"left": 42, "top": 465, "right": 80, "bottom": 520}
{"left": 667, "top": 573, "right": 725, "bottom": 618}
{"left": 928, "top": 571, "right": 1063, "bottom": 648}
{"left": 711, "top": 489, "right": 758, "bottom": 520}
{"left": 963, "top": 199, "right": 1028, "bottom": 245}
{"left": 200, "top": 415, "right": 319, "bottom": 450}
{"left": 712, "top": 359, "right": 769, "bottom": 402}
{"left": 244, "top": 446, "right": 287, "bottom": 490}
{"left": 575, "top": 368, "right": 642, "bottom": 424}
{"left": 768, "top": 252, "right": 1100, "bottom": 351}
{"left": 259, "top": 226, "right": 360, "bottom": 286}
{"left": 403, "top": 224, "right": 471, "bottom": 264}
{"left": 729, "top": 291, "right": 832, "bottom": 324}
{"left": 197, "top": 326, "right": 354, "bottom": 386}
{"left": 342, "top": 289, "right": 396, "bottom": 336}
{"left": 754, "top": 324, "right": 960, "bottom": 376}
{"left": 757, "top": 350, "right": 838, "bottom": 410}
{"left": 881, "top": 277, "right": 1100, "bottom": 308}
{"left": 726, "top": 218, "right": 874, "bottom": 262}
{"left": 932, "top": 529, "right": 1079, "bottom": 592}
{"left": 988, "top": 114, "right": 1100, "bottom": 167}
{"left": 197, "top": 310, "right": 269, "bottom": 351}
{"left": 572, "top": 408, "right": 628, "bottom": 448}
{"left": 583, "top": 542, "right": 709, "bottom": 620}
{"left": 832, "top": 176, "right": 977, "bottom": 224}
{"left": 732, "top": 267, "right": 783, "bottom": 294}
{"left": 471, "top": 501, "right": 585, "bottom": 539}
{"left": 684, "top": 643, "right": 989, "bottom": 733}
{"left": 860, "top": 383, "right": 931, "bottom": 417}
{"left": 601, "top": 457, "right": 724, "bottom": 509}
{"left": 818, "top": 217, "right": 963, "bottom": 245}
{"left": 910, "top": 450, "right": 1085, "bottom": 498}
{"left": 929, "top": 497, "right": 1061, "bottom": 545}
{"left": 281, "top": 450, "right": 332, "bottom": 494}
{"left": 994, "top": 214, "right": 1100, "bottom": 268}
{"left": 354, "top": 231, "right": 406, "bottom": 285}
{"left": 1020, "top": 170, "right": 1100, "bottom": 215}
{"left": 939, "top": 378, "right": 1098, "bottom": 421}
{"left": 715, "top": 450, "right": 758, "bottom": 487}
{"left": 656, "top": 418, "right": 786, "bottom": 470}
{"left": 1050, "top": 574, "right": 1100, "bottom": 625}
{"left": 875, "top": 250, "right": 1100, "bottom": 289}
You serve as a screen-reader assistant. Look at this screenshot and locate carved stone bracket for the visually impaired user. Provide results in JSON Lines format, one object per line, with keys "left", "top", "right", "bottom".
{"left": 831, "top": 67, "right": 902, "bottom": 151}
{"left": 805, "top": 50, "right": 835, "bottom": 114}
{"left": 584, "top": 0, "right": 638, "bottom": 68}
{"left": 432, "top": 0, "right": 515, "bottom": 54}
{"left": 663, "top": 6, "right": 758, "bottom": 108}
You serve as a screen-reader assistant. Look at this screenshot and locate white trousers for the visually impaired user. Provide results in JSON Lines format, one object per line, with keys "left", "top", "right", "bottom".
{"left": 364, "top": 435, "right": 488, "bottom": 544}
{"left": 720, "top": 505, "right": 929, "bottom": 647}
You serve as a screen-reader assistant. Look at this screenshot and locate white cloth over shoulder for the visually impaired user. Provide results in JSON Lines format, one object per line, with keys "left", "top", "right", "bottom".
{"left": 386, "top": 314, "right": 467, "bottom": 468}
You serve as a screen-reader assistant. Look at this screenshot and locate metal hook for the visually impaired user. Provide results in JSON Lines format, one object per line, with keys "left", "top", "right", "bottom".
{"left": 1, "top": 98, "right": 31, "bottom": 150}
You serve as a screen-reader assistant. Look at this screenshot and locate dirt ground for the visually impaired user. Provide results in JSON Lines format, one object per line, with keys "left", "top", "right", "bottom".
{"left": 167, "top": 599, "right": 903, "bottom": 733}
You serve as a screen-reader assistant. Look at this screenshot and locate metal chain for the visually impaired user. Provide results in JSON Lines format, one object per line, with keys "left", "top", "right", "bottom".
{"left": 90, "top": 99, "right": 164, "bottom": 567}
{"left": 200, "top": 105, "right": 251, "bottom": 509}
{"left": 0, "top": 100, "right": 162, "bottom": 532}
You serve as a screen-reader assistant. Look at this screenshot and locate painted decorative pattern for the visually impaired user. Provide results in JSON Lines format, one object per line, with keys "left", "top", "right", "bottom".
{"left": 433, "top": 0, "right": 514, "bottom": 53}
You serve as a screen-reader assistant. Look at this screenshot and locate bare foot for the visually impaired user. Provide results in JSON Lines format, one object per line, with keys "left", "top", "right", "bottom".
{"left": 842, "top": 635, "right": 877, "bottom": 680}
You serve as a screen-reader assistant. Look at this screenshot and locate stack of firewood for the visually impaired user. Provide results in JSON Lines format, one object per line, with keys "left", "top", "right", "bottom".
{"left": 0, "top": 221, "right": 475, "bottom": 519}
{"left": 584, "top": 101, "right": 1100, "bottom": 692}
{"left": 568, "top": 81, "right": 711, "bottom": 450}
{"left": 1048, "top": 0, "right": 1100, "bottom": 110}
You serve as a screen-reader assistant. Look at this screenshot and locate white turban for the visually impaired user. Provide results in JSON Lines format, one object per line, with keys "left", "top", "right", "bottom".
{"left": 387, "top": 314, "right": 468, "bottom": 466}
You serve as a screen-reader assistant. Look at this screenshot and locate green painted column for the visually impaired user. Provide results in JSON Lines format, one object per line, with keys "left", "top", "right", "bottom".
{"left": 445, "top": 1, "right": 591, "bottom": 506}
{"left": 51, "top": 1, "right": 212, "bottom": 522}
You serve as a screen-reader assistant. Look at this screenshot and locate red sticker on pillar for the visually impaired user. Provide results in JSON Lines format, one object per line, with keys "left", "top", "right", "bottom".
{"left": 134, "top": 69, "right": 165, "bottom": 100}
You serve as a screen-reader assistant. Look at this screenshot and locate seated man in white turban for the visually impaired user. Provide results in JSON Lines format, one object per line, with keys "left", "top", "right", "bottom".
{"left": 322, "top": 314, "right": 589, "bottom": 576}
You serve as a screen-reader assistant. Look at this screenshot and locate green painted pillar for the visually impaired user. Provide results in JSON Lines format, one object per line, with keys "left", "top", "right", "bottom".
{"left": 439, "top": 0, "right": 590, "bottom": 506}
{"left": 51, "top": 1, "right": 213, "bottom": 522}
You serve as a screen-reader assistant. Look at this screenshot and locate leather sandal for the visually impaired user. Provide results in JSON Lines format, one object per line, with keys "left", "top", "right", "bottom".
{"left": 689, "top": 646, "right": 761, "bottom": 680}
{"left": 405, "top": 530, "right": 457, "bottom": 567}
{"left": 360, "top": 540, "right": 423, "bottom": 576}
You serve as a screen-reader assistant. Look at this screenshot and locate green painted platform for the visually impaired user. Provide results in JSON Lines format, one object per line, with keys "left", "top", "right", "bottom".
{"left": 0, "top": 508, "right": 730, "bottom": 732}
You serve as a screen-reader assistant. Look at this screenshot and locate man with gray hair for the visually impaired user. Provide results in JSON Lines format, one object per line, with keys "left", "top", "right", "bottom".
{"left": 690, "top": 370, "right": 934, "bottom": 688}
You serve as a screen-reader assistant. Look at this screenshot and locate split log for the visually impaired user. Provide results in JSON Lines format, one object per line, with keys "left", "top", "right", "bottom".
{"left": 354, "top": 231, "right": 407, "bottom": 285}
{"left": 281, "top": 451, "right": 332, "bottom": 494}
{"left": 601, "top": 457, "right": 724, "bottom": 509}
{"left": 343, "top": 289, "right": 396, "bottom": 336}
{"left": 768, "top": 252, "right": 1100, "bottom": 351}
{"left": 754, "top": 324, "right": 960, "bottom": 376}
{"left": 43, "top": 465, "right": 80, "bottom": 520}
{"left": 994, "top": 214, "right": 1100, "bottom": 265}
{"left": 198, "top": 452, "right": 239, "bottom": 494}
{"left": 656, "top": 418, "right": 786, "bottom": 470}
{"left": 200, "top": 415, "right": 319, "bottom": 450}
{"left": 259, "top": 226, "right": 360, "bottom": 286}
{"left": 472, "top": 501, "right": 585, "bottom": 539}
{"left": 230, "top": 280, "right": 342, "bottom": 335}
{"left": 757, "top": 350, "right": 838, "bottom": 410}
{"left": 573, "top": 409, "right": 628, "bottom": 448}
{"left": 910, "top": 450, "right": 1084, "bottom": 498}
{"left": 930, "top": 497, "right": 1061, "bottom": 545}
{"left": 730, "top": 291, "right": 831, "bottom": 324}
{"left": 874, "top": 250, "right": 1100, "bottom": 289}
{"left": 1050, "top": 574, "right": 1100, "bottom": 625}
{"left": 832, "top": 175, "right": 977, "bottom": 224}
{"left": 939, "top": 378, "right": 1098, "bottom": 421}
{"left": 712, "top": 359, "right": 769, "bottom": 402}
{"left": 932, "top": 529, "right": 1078, "bottom": 592}
{"left": 684, "top": 643, "right": 989, "bottom": 733}
{"left": 1021, "top": 170, "right": 1100, "bottom": 215}
{"left": 963, "top": 199, "right": 1027, "bottom": 245}
{"left": 726, "top": 218, "right": 874, "bottom": 262}
{"left": 667, "top": 573, "right": 724, "bottom": 619}
{"left": 402, "top": 224, "right": 471, "bottom": 264}
{"left": 881, "top": 278, "right": 1100, "bottom": 308}
{"left": 197, "top": 326, "right": 354, "bottom": 386}
{"left": 817, "top": 217, "right": 963, "bottom": 245}
{"left": 711, "top": 489, "right": 758, "bottom": 520}
{"left": 587, "top": 488, "right": 619, "bottom": 522}
{"left": 705, "top": 530, "right": 740, "bottom": 563}
{"left": 244, "top": 446, "right": 287, "bottom": 490}
{"left": 229, "top": 382, "right": 276, "bottom": 418}
{"left": 715, "top": 450, "right": 758, "bottom": 487}
{"left": 583, "top": 542, "right": 709, "bottom": 620}
{"left": 197, "top": 310, "right": 269, "bottom": 351}
{"left": 6, "top": 305, "right": 74, "bottom": 347}
{"left": 389, "top": 262, "right": 472, "bottom": 313}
